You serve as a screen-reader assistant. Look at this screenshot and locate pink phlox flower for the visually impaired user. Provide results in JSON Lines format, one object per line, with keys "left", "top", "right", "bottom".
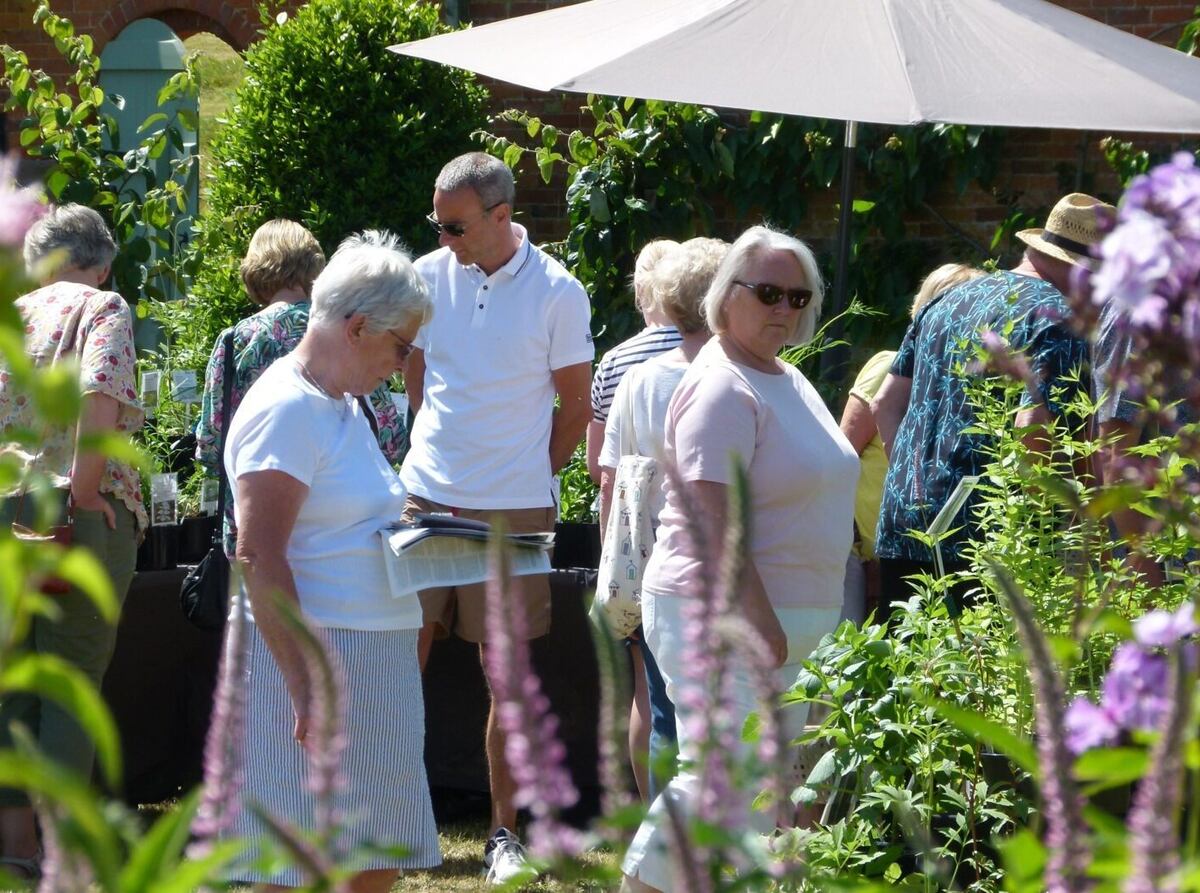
{"left": 1134, "top": 603, "right": 1198, "bottom": 649}
{"left": 0, "top": 154, "right": 46, "bottom": 248}
{"left": 1103, "top": 643, "right": 1171, "bottom": 732}
{"left": 1064, "top": 697, "right": 1120, "bottom": 754}
{"left": 1091, "top": 211, "right": 1176, "bottom": 317}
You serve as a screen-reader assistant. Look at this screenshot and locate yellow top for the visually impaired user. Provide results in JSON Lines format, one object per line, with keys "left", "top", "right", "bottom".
{"left": 849, "top": 350, "right": 895, "bottom": 560}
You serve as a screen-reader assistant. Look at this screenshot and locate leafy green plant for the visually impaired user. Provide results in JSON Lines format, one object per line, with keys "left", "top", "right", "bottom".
{"left": 163, "top": 0, "right": 490, "bottom": 374}
{"left": 789, "top": 593, "right": 1035, "bottom": 893}
{"left": 1, "top": 0, "right": 198, "bottom": 305}
{"left": 479, "top": 99, "right": 1007, "bottom": 366}
{"left": 558, "top": 442, "right": 597, "bottom": 523}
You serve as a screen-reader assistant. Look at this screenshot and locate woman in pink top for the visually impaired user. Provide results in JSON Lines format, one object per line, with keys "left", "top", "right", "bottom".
{"left": 621, "top": 226, "right": 860, "bottom": 893}
{"left": 0, "top": 204, "right": 145, "bottom": 879}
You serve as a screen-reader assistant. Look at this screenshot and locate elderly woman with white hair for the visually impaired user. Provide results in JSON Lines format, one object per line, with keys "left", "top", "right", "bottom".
{"left": 0, "top": 204, "right": 145, "bottom": 879}
{"left": 621, "top": 225, "right": 859, "bottom": 893}
{"left": 222, "top": 230, "right": 439, "bottom": 890}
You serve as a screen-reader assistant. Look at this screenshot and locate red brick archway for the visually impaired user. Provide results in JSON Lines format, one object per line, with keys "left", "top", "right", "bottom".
{"left": 0, "top": 0, "right": 299, "bottom": 150}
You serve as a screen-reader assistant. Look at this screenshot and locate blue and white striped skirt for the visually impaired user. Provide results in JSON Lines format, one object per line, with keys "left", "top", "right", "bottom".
{"left": 224, "top": 623, "right": 441, "bottom": 885}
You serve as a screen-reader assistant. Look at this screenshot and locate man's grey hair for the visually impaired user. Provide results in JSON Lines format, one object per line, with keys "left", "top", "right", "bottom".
{"left": 703, "top": 225, "right": 825, "bottom": 346}
{"left": 24, "top": 203, "right": 118, "bottom": 276}
{"left": 310, "top": 230, "right": 433, "bottom": 332}
{"left": 435, "top": 152, "right": 515, "bottom": 208}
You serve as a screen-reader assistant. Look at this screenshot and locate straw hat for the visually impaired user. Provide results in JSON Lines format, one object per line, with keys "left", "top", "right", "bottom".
{"left": 1016, "top": 193, "right": 1114, "bottom": 267}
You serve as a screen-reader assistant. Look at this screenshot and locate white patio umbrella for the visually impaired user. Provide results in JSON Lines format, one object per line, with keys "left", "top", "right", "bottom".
{"left": 390, "top": 0, "right": 1200, "bottom": 361}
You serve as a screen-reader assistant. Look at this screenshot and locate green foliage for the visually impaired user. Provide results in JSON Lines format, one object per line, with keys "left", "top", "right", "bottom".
{"left": 558, "top": 441, "right": 597, "bottom": 523}
{"left": 964, "top": 371, "right": 1194, "bottom": 695}
{"left": 789, "top": 596, "right": 1036, "bottom": 892}
{"left": 1, "top": 0, "right": 198, "bottom": 304}
{"left": 169, "top": 0, "right": 490, "bottom": 374}
{"left": 480, "top": 99, "right": 1007, "bottom": 363}
{"left": 1178, "top": 5, "right": 1200, "bottom": 55}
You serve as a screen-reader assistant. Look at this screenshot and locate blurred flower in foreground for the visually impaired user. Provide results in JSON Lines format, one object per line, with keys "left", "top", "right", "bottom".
{"left": 0, "top": 154, "right": 46, "bottom": 248}
{"left": 1064, "top": 603, "right": 1196, "bottom": 754}
{"left": 1075, "top": 152, "right": 1200, "bottom": 400}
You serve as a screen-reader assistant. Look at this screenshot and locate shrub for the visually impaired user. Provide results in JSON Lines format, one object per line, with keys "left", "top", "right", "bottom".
{"left": 160, "top": 0, "right": 489, "bottom": 372}
{"left": 1, "top": 1, "right": 197, "bottom": 305}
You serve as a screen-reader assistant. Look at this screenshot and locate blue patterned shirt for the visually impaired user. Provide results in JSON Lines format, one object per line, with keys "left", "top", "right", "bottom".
{"left": 875, "top": 271, "right": 1088, "bottom": 562}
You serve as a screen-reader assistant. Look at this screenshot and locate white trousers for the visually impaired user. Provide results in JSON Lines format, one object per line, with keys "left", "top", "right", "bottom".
{"left": 621, "top": 593, "right": 842, "bottom": 890}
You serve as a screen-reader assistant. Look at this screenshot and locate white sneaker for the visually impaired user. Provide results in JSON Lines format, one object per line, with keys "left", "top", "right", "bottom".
{"left": 484, "top": 827, "right": 537, "bottom": 885}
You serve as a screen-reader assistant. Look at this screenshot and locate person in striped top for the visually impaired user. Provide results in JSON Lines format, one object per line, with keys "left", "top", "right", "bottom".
{"left": 585, "top": 240, "right": 683, "bottom": 484}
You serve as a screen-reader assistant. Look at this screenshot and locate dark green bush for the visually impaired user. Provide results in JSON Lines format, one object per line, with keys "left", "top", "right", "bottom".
{"left": 162, "top": 0, "right": 488, "bottom": 371}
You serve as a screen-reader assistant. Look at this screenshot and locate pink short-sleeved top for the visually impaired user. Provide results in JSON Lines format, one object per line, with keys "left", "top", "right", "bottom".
{"left": 643, "top": 339, "right": 859, "bottom": 610}
{"left": 0, "top": 281, "right": 147, "bottom": 530}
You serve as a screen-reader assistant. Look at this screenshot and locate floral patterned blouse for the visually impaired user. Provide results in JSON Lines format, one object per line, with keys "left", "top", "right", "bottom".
{"left": 0, "top": 281, "right": 148, "bottom": 531}
{"left": 195, "top": 300, "right": 407, "bottom": 555}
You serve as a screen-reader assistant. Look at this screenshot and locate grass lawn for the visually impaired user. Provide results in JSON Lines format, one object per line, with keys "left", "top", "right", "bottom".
{"left": 398, "top": 820, "right": 620, "bottom": 891}
{"left": 182, "top": 32, "right": 244, "bottom": 214}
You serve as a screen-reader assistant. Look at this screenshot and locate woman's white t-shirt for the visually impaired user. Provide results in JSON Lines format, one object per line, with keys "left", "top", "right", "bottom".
{"left": 225, "top": 355, "right": 416, "bottom": 630}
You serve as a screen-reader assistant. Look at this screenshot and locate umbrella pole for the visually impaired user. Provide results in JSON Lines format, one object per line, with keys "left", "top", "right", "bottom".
{"left": 819, "top": 119, "right": 858, "bottom": 386}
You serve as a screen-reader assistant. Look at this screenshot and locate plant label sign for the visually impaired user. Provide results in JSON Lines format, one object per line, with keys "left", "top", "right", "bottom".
{"left": 171, "top": 370, "right": 200, "bottom": 404}
{"left": 151, "top": 472, "right": 178, "bottom": 527}
{"left": 200, "top": 478, "right": 220, "bottom": 516}
{"left": 140, "top": 370, "right": 161, "bottom": 419}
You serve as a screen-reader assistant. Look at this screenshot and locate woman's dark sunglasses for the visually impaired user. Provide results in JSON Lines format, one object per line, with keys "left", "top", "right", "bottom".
{"left": 425, "top": 202, "right": 505, "bottom": 238}
{"left": 733, "top": 280, "right": 814, "bottom": 310}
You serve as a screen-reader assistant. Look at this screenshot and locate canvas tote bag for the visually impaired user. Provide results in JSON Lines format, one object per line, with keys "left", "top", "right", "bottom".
{"left": 593, "top": 381, "right": 658, "bottom": 638}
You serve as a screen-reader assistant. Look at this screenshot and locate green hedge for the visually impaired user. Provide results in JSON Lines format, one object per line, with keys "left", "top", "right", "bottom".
{"left": 160, "top": 0, "right": 489, "bottom": 371}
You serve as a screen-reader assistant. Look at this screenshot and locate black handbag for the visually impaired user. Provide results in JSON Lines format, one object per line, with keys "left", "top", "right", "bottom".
{"left": 180, "top": 330, "right": 235, "bottom": 631}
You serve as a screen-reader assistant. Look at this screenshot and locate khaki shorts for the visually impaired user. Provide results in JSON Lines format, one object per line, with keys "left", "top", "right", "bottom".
{"left": 401, "top": 494, "right": 555, "bottom": 644}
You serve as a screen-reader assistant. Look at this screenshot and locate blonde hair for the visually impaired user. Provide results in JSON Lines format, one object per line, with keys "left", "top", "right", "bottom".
{"left": 703, "top": 225, "right": 824, "bottom": 346}
{"left": 910, "top": 262, "right": 984, "bottom": 319}
{"left": 652, "top": 237, "right": 728, "bottom": 335}
{"left": 240, "top": 219, "right": 326, "bottom": 306}
{"left": 632, "top": 239, "right": 680, "bottom": 314}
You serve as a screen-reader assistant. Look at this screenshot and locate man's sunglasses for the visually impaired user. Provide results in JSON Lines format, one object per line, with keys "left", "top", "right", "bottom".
{"left": 425, "top": 202, "right": 505, "bottom": 238}
{"left": 733, "top": 280, "right": 814, "bottom": 310}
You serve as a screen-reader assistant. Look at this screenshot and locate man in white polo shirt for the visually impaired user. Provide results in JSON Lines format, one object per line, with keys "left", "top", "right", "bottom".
{"left": 400, "top": 152, "right": 593, "bottom": 883}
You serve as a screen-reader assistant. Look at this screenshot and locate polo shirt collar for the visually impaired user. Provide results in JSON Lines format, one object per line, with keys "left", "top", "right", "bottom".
{"left": 480, "top": 223, "right": 533, "bottom": 280}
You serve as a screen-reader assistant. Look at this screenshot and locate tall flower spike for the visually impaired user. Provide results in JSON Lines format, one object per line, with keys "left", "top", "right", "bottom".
{"left": 482, "top": 526, "right": 582, "bottom": 861}
{"left": 589, "top": 610, "right": 634, "bottom": 822}
{"left": 718, "top": 615, "right": 790, "bottom": 827}
{"left": 274, "top": 594, "right": 349, "bottom": 842}
{"left": 190, "top": 566, "right": 250, "bottom": 853}
{"left": 35, "top": 800, "right": 92, "bottom": 893}
{"left": 990, "top": 562, "right": 1092, "bottom": 893}
{"left": 660, "top": 458, "right": 740, "bottom": 832}
{"left": 1122, "top": 646, "right": 1190, "bottom": 893}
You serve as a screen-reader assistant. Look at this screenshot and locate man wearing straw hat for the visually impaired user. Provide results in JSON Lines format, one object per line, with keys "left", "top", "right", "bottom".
{"left": 870, "top": 193, "right": 1112, "bottom": 619}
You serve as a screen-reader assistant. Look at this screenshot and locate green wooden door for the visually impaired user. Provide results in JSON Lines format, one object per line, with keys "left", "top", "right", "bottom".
{"left": 99, "top": 19, "right": 198, "bottom": 312}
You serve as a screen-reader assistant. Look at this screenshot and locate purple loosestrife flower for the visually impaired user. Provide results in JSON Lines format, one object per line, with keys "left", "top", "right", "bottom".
{"left": 35, "top": 801, "right": 92, "bottom": 893}
{"left": 976, "top": 330, "right": 1042, "bottom": 405}
{"left": 1123, "top": 648, "right": 1190, "bottom": 893}
{"left": 190, "top": 582, "right": 250, "bottom": 853}
{"left": 482, "top": 534, "right": 582, "bottom": 861}
{"left": 0, "top": 154, "right": 45, "bottom": 248}
{"left": 992, "top": 565, "right": 1092, "bottom": 893}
